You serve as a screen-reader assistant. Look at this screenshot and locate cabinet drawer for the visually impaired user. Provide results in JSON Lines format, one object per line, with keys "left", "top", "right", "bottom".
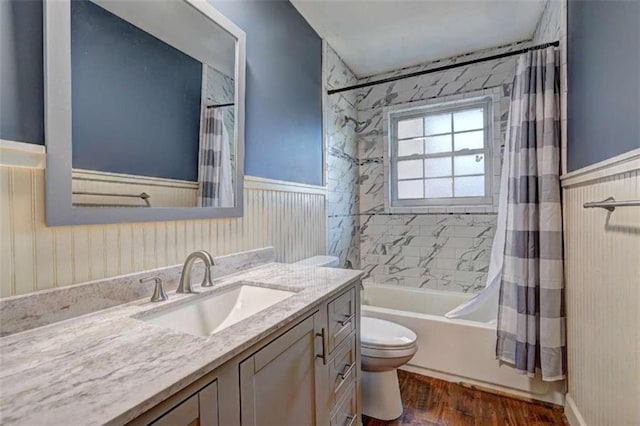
{"left": 329, "top": 333, "right": 357, "bottom": 406}
{"left": 328, "top": 287, "right": 356, "bottom": 353}
{"left": 150, "top": 380, "right": 218, "bottom": 426}
{"left": 330, "top": 381, "right": 357, "bottom": 426}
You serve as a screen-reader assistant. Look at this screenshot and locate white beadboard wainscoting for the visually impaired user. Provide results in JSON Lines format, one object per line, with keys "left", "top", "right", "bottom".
{"left": 562, "top": 149, "right": 640, "bottom": 426}
{"left": 0, "top": 162, "right": 327, "bottom": 297}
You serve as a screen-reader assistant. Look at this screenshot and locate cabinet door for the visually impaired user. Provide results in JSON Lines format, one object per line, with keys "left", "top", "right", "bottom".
{"left": 240, "top": 313, "right": 324, "bottom": 426}
{"left": 151, "top": 380, "right": 218, "bottom": 426}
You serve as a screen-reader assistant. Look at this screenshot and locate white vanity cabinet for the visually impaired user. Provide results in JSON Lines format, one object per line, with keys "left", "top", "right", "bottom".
{"left": 128, "top": 282, "right": 361, "bottom": 426}
{"left": 240, "top": 313, "right": 323, "bottom": 425}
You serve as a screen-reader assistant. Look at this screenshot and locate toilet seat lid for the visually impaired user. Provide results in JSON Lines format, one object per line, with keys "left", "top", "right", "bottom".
{"left": 361, "top": 317, "right": 417, "bottom": 349}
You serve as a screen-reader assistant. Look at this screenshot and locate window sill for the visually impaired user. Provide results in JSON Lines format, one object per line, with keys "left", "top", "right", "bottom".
{"left": 386, "top": 204, "right": 496, "bottom": 215}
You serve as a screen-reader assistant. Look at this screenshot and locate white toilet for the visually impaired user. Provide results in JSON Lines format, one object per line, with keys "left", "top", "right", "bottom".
{"left": 360, "top": 317, "right": 418, "bottom": 420}
{"left": 295, "top": 256, "right": 418, "bottom": 420}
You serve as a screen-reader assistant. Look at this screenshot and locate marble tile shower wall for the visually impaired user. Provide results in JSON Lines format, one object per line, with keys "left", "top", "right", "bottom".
{"left": 354, "top": 42, "right": 526, "bottom": 292}
{"left": 205, "top": 66, "right": 235, "bottom": 143}
{"left": 533, "top": 0, "right": 562, "bottom": 44}
{"left": 326, "top": 46, "right": 360, "bottom": 268}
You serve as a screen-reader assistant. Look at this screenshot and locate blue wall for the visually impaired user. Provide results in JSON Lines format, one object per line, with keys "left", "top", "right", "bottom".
{"left": 567, "top": 0, "right": 640, "bottom": 171}
{"left": 0, "top": 0, "right": 44, "bottom": 144}
{"left": 71, "top": 1, "right": 202, "bottom": 181}
{"left": 209, "top": 0, "right": 323, "bottom": 185}
{"left": 0, "top": 0, "right": 324, "bottom": 186}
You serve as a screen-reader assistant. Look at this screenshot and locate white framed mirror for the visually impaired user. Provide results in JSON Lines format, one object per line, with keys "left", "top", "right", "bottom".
{"left": 44, "top": 0, "right": 246, "bottom": 225}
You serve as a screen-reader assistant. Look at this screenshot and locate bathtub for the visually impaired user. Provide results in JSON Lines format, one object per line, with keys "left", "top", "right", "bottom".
{"left": 362, "top": 285, "right": 565, "bottom": 406}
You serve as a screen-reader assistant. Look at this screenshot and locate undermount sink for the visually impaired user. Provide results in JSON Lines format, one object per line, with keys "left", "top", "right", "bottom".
{"left": 139, "top": 283, "right": 295, "bottom": 337}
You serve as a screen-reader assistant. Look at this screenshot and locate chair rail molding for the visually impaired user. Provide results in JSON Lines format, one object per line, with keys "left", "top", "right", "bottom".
{"left": 244, "top": 175, "right": 327, "bottom": 195}
{"left": 0, "top": 140, "right": 46, "bottom": 169}
{"left": 561, "top": 148, "right": 640, "bottom": 188}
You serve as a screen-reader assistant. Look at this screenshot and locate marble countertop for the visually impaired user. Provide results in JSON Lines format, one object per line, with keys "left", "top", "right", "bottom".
{"left": 0, "top": 263, "right": 363, "bottom": 426}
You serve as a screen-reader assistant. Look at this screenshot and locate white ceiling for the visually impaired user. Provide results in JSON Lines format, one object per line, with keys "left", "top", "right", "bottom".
{"left": 291, "top": 0, "right": 547, "bottom": 77}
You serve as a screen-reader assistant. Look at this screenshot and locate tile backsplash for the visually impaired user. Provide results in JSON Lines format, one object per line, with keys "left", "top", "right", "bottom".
{"left": 0, "top": 247, "right": 275, "bottom": 336}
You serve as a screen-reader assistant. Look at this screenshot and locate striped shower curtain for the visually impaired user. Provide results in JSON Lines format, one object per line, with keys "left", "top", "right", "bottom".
{"left": 495, "top": 47, "right": 565, "bottom": 381}
{"left": 198, "top": 108, "right": 234, "bottom": 208}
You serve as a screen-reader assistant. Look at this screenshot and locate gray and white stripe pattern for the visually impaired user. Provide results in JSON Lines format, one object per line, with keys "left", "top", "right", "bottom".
{"left": 496, "top": 47, "right": 565, "bottom": 381}
{"left": 198, "top": 108, "right": 225, "bottom": 207}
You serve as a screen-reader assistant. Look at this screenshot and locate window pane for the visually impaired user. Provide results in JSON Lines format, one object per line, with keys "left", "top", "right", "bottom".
{"left": 398, "top": 118, "right": 423, "bottom": 139}
{"left": 397, "top": 180, "right": 423, "bottom": 199}
{"left": 453, "top": 108, "right": 484, "bottom": 132}
{"left": 425, "top": 135, "right": 451, "bottom": 154}
{"left": 425, "top": 178, "right": 453, "bottom": 198}
{"left": 454, "top": 154, "right": 485, "bottom": 176}
{"left": 425, "top": 157, "right": 452, "bottom": 178}
{"left": 397, "top": 159, "right": 423, "bottom": 179}
{"left": 397, "top": 139, "right": 423, "bottom": 157}
{"left": 454, "top": 130, "right": 484, "bottom": 151}
{"left": 425, "top": 113, "right": 451, "bottom": 135}
{"left": 455, "top": 176, "right": 485, "bottom": 197}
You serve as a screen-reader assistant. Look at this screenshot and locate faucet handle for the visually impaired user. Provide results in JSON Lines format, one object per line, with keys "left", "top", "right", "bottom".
{"left": 140, "top": 276, "right": 168, "bottom": 302}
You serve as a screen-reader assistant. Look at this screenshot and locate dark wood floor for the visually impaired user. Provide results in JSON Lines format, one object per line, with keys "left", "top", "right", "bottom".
{"left": 363, "top": 371, "right": 568, "bottom": 426}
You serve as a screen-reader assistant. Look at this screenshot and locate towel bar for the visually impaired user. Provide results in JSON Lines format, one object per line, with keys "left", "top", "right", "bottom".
{"left": 583, "top": 197, "right": 640, "bottom": 212}
{"left": 72, "top": 191, "right": 151, "bottom": 207}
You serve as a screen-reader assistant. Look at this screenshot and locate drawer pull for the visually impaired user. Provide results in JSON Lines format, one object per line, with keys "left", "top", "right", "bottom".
{"left": 339, "top": 362, "right": 355, "bottom": 381}
{"left": 345, "top": 415, "right": 357, "bottom": 426}
{"left": 316, "top": 328, "right": 328, "bottom": 365}
{"left": 338, "top": 313, "right": 355, "bottom": 326}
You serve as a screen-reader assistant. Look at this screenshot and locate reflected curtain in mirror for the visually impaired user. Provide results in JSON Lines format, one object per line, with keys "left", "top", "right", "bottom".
{"left": 198, "top": 108, "right": 234, "bottom": 207}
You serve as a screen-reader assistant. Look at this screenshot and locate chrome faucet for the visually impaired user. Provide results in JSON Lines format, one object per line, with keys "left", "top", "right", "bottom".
{"left": 176, "top": 250, "right": 216, "bottom": 293}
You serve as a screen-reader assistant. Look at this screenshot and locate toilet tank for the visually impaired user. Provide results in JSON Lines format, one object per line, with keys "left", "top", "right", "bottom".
{"left": 295, "top": 256, "right": 340, "bottom": 268}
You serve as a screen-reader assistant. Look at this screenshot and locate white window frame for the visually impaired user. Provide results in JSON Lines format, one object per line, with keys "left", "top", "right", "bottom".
{"left": 388, "top": 96, "right": 494, "bottom": 209}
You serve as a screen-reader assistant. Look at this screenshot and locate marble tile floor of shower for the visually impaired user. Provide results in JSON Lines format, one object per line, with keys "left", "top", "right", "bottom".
{"left": 363, "top": 371, "right": 568, "bottom": 426}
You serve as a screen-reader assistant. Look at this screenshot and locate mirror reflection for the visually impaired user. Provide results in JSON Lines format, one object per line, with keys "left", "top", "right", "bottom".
{"left": 70, "top": 0, "right": 237, "bottom": 208}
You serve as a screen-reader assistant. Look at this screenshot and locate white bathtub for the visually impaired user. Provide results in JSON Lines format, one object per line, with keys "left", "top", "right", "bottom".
{"left": 362, "top": 285, "right": 565, "bottom": 406}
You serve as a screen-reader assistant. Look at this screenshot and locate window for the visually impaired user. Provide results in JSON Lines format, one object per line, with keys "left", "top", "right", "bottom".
{"left": 389, "top": 98, "right": 493, "bottom": 208}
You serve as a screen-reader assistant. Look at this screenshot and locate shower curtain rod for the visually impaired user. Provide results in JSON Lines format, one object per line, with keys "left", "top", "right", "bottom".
{"left": 327, "top": 40, "right": 560, "bottom": 95}
{"left": 207, "top": 102, "right": 234, "bottom": 109}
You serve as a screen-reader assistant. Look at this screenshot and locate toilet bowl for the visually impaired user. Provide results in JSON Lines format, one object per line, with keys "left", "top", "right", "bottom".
{"left": 295, "top": 257, "right": 417, "bottom": 421}
{"left": 361, "top": 316, "right": 418, "bottom": 421}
